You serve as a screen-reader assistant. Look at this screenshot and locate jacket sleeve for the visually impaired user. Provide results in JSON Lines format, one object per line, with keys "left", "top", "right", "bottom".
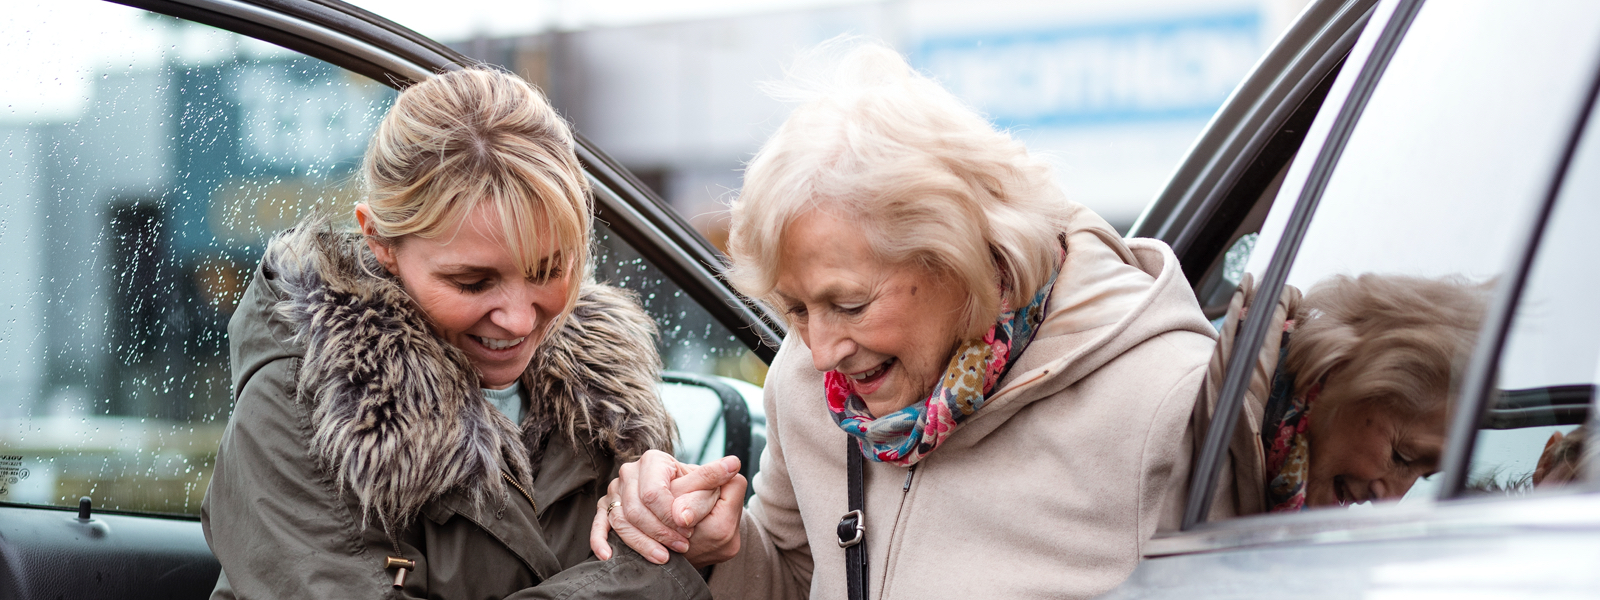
{"left": 203, "top": 357, "right": 711, "bottom": 600}
{"left": 707, "top": 348, "right": 814, "bottom": 600}
{"left": 502, "top": 539, "right": 709, "bottom": 600}
{"left": 1137, "top": 333, "right": 1213, "bottom": 547}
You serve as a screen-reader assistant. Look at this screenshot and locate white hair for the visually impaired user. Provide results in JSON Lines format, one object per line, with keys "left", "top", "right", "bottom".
{"left": 726, "top": 37, "right": 1073, "bottom": 336}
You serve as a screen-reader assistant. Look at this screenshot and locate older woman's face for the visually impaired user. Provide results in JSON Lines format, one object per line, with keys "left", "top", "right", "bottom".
{"left": 774, "top": 209, "right": 969, "bottom": 417}
{"left": 1305, "top": 396, "right": 1447, "bottom": 508}
{"left": 362, "top": 203, "right": 571, "bottom": 389}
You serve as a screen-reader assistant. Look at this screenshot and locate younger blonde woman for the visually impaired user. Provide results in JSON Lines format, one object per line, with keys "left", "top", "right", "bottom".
{"left": 202, "top": 68, "right": 711, "bottom": 599}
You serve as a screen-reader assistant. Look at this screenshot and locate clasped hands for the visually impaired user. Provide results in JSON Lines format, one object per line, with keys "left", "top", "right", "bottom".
{"left": 589, "top": 450, "right": 747, "bottom": 569}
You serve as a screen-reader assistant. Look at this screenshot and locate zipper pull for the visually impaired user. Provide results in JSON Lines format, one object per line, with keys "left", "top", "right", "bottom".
{"left": 385, "top": 556, "right": 416, "bottom": 589}
{"left": 902, "top": 465, "right": 917, "bottom": 493}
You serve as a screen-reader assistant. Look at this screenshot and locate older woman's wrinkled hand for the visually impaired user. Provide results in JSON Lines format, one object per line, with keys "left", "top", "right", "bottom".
{"left": 590, "top": 450, "right": 746, "bottom": 567}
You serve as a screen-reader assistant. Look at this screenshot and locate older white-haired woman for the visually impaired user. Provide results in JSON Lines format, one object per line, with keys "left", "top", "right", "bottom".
{"left": 590, "top": 41, "right": 1216, "bottom": 599}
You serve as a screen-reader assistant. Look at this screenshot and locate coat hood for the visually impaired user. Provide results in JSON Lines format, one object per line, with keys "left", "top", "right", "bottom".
{"left": 951, "top": 201, "right": 1217, "bottom": 446}
{"left": 227, "top": 221, "right": 672, "bottom": 536}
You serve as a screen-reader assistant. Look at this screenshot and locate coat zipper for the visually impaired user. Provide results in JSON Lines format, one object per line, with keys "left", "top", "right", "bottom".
{"left": 502, "top": 470, "right": 537, "bottom": 512}
{"left": 876, "top": 464, "right": 918, "bottom": 600}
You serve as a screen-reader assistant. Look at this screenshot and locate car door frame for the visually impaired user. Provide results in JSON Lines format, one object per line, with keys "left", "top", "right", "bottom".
{"left": 1129, "top": 0, "right": 1377, "bottom": 285}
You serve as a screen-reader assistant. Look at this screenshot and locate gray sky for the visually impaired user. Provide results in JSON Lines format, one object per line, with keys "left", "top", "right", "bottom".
{"left": 349, "top": 0, "right": 879, "bottom": 39}
{"left": 2, "top": 0, "right": 876, "bottom": 122}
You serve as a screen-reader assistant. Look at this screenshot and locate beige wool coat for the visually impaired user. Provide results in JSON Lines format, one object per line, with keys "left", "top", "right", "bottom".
{"left": 707, "top": 205, "right": 1217, "bottom": 600}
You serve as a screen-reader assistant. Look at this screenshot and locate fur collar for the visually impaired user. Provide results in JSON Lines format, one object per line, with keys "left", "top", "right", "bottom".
{"left": 262, "top": 222, "right": 672, "bottom": 535}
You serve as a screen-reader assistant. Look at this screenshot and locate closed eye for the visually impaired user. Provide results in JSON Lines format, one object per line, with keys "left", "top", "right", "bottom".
{"left": 785, "top": 304, "right": 809, "bottom": 321}
{"left": 528, "top": 253, "right": 566, "bottom": 284}
{"left": 1392, "top": 450, "right": 1413, "bottom": 468}
{"left": 528, "top": 265, "right": 564, "bottom": 284}
{"left": 454, "top": 278, "right": 492, "bottom": 293}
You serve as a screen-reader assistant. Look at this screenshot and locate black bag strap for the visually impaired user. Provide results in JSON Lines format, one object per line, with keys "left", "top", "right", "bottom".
{"left": 837, "top": 438, "right": 868, "bottom": 600}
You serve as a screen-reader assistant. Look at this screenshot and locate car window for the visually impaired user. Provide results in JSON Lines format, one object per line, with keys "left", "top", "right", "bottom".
{"left": 593, "top": 221, "right": 766, "bottom": 385}
{"left": 1464, "top": 90, "right": 1600, "bottom": 495}
{"left": 1189, "top": 56, "right": 1346, "bottom": 325}
{"left": 593, "top": 220, "right": 769, "bottom": 472}
{"left": 1204, "top": 0, "right": 1600, "bottom": 520}
{"left": 0, "top": 4, "right": 393, "bottom": 514}
{"left": 0, "top": 1, "right": 760, "bottom": 515}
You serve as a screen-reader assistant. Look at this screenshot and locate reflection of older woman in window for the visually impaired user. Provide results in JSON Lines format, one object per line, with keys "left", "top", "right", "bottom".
{"left": 1260, "top": 274, "right": 1489, "bottom": 511}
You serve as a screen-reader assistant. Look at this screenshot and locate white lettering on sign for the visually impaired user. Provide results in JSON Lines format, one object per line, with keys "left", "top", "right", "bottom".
{"left": 914, "top": 12, "right": 1261, "bottom": 128}
{"left": 0, "top": 455, "right": 28, "bottom": 496}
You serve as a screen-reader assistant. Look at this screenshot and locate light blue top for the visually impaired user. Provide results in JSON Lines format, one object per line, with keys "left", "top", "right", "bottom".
{"left": 483, "top": 381, "right": 524, "bottom": 424}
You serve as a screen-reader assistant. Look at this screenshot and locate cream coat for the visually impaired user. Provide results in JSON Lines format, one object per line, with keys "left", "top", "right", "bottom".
{"left": 707, "top": 205, "right": 1216, "bottom": 600}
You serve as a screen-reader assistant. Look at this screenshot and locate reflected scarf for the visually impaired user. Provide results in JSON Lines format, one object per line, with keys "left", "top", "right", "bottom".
{"left": 1261, "top": 331, "right": 1318, "bottom": 512}
{"left": 826, "top": 268, "right": 1058, "bottom": 467}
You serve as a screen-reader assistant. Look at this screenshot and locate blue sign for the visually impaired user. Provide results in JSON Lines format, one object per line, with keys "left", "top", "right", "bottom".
{"left": 915, "top": 12, "right": 1261, "bottom": 128}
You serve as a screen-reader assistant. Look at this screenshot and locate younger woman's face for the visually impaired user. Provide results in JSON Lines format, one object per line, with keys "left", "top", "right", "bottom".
{"left": 1305, "top": 395, "right": 1448, "bottom": 508}
{"left": 360, "top": 203, "right": 572, "bottom": 389}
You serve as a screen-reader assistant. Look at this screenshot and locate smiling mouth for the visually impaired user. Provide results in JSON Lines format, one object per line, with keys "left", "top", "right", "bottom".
{"left": 1333, "top": 476, "right": 1365, "bottom": 507}
{"left": 849, "top": 359, "right": 894, "bottom": 381}
{"left": 472, "top": 335, "right": 526, "bottom": 351}
{"left": 841, "top": 358, "right": 895, "bottom": 396}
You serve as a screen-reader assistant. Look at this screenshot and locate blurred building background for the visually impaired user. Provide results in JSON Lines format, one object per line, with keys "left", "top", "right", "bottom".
{"left": 407, "top": 0, "right": 1313, "bottom": 240}
{"left": 0, "top": 0, "right": 1308, "bottom": 512}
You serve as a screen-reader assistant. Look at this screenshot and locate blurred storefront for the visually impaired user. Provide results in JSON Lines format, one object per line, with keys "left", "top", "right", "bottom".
{"left": 455, "top": 0, "right": 1310, "bottom": 244}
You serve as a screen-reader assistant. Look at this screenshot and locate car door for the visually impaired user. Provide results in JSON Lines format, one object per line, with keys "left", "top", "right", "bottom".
{"left": 1130, "top": 0, "right": 1375, "bottom": 321}
{"left": 1106, "top": 0, "right": 1600, "bottom": 597}
{"left": 0, "top": 1, "right": 780, "bottom": 599}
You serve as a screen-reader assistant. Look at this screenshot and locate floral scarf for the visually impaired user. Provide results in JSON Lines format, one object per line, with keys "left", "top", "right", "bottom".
{"left": 826, "top": 267, "right": 1058, "bottom": 467}
{"left": 1261, "top": 331, "right": 1318, "bottom": 512}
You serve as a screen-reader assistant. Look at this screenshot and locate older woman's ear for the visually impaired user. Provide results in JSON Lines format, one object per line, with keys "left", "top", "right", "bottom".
{"left": 355, "top": 202, "right": 400, "bottom": 275}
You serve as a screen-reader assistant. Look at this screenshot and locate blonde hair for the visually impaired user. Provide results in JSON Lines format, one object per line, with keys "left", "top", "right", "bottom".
{"left": 1287, "top": 273, "right": 1492, "bottom": 420}
{"left": 361, "top": 67, "right": 590, "bottom": 310}
{"left": 726, "top": 39, "right": 1072, "bottom": 337}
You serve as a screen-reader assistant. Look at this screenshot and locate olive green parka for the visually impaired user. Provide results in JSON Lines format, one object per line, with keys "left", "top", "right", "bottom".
{"left": 201, "top": 225, "right": 709, "bottom": 600}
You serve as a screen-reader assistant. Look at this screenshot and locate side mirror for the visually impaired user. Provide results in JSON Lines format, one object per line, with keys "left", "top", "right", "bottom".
{"left": 658, "top": 371, "right": 766, "bottom": 487}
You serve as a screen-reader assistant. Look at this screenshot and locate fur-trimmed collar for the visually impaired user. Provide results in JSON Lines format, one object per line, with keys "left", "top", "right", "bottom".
{"left": 260, "top": 222, "right": 672, "bottom": 536}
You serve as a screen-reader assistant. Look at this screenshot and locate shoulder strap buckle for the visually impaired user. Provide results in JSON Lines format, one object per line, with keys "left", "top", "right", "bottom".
{"left": 836, "top": 509, "right": 864, "bottom": 547}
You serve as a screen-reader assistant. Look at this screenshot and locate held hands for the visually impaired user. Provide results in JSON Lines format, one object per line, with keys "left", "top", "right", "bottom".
{"left": 590, "top": 450, "right": 747, "bottom": 568}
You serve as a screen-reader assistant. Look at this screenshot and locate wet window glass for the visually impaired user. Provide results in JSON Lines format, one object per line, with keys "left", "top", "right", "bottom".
{"left": 1465, "top": 93, "right": 1600, "bottom": 495}
{"left": 0, "top": 1, "right": 764, "bottom": 515}
{"left": 591, "top": 222, "right": 766, "bottom": 386}
{"left": 0, "top": 3, "right": 393, "bottom": 514}
{"left": 1205, "top": 0, "right": 1600, "bottom": 519}
{"left": 591, "top": 221, "right": 769, "bottom": 467}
